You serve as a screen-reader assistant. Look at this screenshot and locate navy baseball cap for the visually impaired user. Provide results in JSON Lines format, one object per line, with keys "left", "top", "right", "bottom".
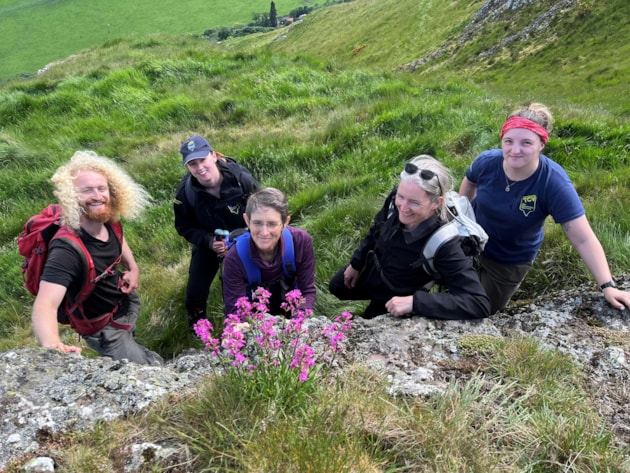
{"left": 181, "top": 136, "right": 213, "bottom": 165}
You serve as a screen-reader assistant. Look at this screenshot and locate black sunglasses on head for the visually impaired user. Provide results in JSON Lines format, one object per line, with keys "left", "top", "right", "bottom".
{"left": 404, "top": 162, "right": 442, "bottom": 194}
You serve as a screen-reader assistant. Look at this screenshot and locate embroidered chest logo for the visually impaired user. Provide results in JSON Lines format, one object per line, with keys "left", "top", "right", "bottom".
{"left": 519, "top": 195, "right": 537, "bottom": 217}
{"left": 228, "top": 203, "right": 241, "bottom": 214}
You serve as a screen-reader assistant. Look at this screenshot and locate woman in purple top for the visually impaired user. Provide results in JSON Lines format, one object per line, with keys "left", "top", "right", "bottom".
{"left": 222, "top": 187, "right": 316, "bottom": 316}
{"left": 460, "top": 102, "right": 630, "bottom": 314}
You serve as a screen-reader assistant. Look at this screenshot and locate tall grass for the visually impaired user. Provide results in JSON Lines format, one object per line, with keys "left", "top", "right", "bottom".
{"left": 1, "top": 35, "right": 629, "bottom": 355}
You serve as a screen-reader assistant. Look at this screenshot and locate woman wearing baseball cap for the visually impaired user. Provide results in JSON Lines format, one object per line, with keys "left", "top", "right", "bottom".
{"left": 174, "top": 135, "right": 259, "bottom": 328}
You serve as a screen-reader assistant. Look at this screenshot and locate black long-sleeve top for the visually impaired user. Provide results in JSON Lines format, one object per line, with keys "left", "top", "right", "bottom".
{"left": 350, "top": 188, "right": 490, "bottom": 320}
{"left": 174, "top": 158, "right": 259, "bottom": 249}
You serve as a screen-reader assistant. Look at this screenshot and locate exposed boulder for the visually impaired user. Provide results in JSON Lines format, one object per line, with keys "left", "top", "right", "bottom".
{"left": 401, "top": 0, "right": 579, "bottom": 71}
{"left": 1, "top": 278, "right": 629, "bottom": 471}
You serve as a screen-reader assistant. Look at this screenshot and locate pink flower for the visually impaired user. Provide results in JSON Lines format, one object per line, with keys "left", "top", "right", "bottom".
{"left": 193, "top": 288, "right": 353, "bottom": 385}
{"left": 255, "top": 317, "right": 282, "bottom": 352}
{"left": 322, "top": 311, "right": 353, "bottom": 352}
{"left": 290, "top": 345, "right": 315, "bottom": 382}
{"left": 193, "top": 319, "right": 220, "bottom": 354}
{"left": 252, "top": 287, "right": 271, "bottom": 305}
{"left": 222, "top": 323, "right": 246, "bottom": 363}
{"left": 235, "top": 297, "right": 252, "bottom": 317}
{"left": 280, "top": 289, "right": 308, "bottom": 317}
{"left": 283, "top": 315, "right": 306, "bottom": 337}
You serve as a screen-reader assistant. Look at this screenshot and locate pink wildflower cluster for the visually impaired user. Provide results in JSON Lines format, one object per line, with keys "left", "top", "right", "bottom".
{"left": 323, "top": 310, "right": 353, "bottom": 352}
{"left": 193, "top": 288, "right": 352, "bottom": 383}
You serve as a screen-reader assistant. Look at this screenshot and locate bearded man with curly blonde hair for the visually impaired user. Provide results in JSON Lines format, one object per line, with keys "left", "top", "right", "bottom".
{"left": 32, "top": 150, "right": 163, "bottom": 365}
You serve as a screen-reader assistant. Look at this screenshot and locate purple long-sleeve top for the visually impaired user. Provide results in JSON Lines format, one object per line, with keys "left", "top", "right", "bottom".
{"left": 222, "top": 225, "right": 316, "bottom": 315}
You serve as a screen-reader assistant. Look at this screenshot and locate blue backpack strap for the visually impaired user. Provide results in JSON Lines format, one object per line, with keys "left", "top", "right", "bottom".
{"left": 235, "top": 228, "right": 296, "bottom": 293}
{"left": 235, "top": 232, "right": 261, "bottom": 291}
{"left": 281, "top": 227, "right": 296, "bottom": 280}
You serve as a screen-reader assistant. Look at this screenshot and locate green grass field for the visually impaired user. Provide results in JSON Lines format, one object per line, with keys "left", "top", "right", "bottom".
{"left": 0, "top": 0, "right": 307, "bottom": 81}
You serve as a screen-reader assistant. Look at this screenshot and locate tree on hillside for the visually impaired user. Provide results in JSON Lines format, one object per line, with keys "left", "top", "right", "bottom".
{"left": 251, "top": 12, "right": 270, "bottom": 27}
{"left": 289, "top": 6, "right": 313, "bottom": 17}
{"left": 269, "top": 1, "right": 278, "bottom": 27}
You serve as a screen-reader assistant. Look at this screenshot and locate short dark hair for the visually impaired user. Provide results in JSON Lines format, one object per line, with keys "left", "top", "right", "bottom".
{"left": 246, "top": 187, "right": 289, "bottom": 222}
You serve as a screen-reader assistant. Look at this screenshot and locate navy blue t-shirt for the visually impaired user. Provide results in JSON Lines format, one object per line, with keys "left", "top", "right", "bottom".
{"left": 465, "top": 149, "right": 584, "bottom": 264}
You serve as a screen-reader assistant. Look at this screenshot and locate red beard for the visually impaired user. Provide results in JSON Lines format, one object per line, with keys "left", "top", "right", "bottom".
{"left": 82, "top": 201, "right": 115, "bottom": 223}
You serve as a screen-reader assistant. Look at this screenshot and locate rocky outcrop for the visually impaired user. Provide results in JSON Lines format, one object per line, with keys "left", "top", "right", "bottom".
{"left": 2, "top": 277, "right": 629, "bottom": 471}
{"left": 401, "top": 0, "right": 579, "bottom": 71}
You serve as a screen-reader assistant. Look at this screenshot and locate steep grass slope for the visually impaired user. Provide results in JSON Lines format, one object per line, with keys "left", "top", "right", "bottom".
{"left": 238, "top": 0, "right": 630, "bottom": 115}
{"left": 0, "top": 0, "right": 628, "bottom": 359}
{"left": 0, "top": 2, "right": 629, "bottom": 470}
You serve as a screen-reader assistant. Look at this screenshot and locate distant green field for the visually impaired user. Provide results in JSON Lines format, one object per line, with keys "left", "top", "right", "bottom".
{"left": 0, "top": 0, "right": 306, "bottom": 81}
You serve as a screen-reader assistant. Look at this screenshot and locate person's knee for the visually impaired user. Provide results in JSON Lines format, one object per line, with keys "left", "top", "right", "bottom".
{"left": 489, "top": 300, "right": 504, "bottom": 315}
{"left": 328, "top": 278, "right": 344, "bottom": 298}
{"left": 328, "top": 277, "right": 339, "bottom": 294}
{"left": 143, "top": 348, "right": 164, "bottom": 366}
{"left": 328, "top": 268, "right": 347, "bottom": 296}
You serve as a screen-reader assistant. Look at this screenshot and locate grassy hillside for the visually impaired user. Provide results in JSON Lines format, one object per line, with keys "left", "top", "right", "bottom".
{"left": 1, "top": 0, "right": 630, "bottom": 470}
{"left": 0, "top": 0, "right": 628, "bottom": 354}
{"left": 237, "top": 0, "right": 630, "bottom": 116}
{"left": 0, "top": 0, "right": 306, "bottom": 81}
{"left": 233, "top": 0, "right": 484, "bottom": 72}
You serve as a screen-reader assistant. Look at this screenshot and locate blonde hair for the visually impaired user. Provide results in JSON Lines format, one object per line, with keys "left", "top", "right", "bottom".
{"left": 507, "top": 102, "right": 554, "bottom": 133}
{"left": 400, "top": 154, "right": 453, "bottom": 222}
{"left": 51, "top": 150, "right": 152, "bottom": 230}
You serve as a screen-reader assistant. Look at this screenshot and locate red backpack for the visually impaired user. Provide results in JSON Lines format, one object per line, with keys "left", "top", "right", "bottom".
{"left": 18, "top": 204, "right": 128, "bottom": 335}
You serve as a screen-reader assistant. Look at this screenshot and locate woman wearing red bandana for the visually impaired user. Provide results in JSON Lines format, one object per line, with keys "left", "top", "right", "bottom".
{"left": 460, "top": 102, "right": 630, "bottom": 314}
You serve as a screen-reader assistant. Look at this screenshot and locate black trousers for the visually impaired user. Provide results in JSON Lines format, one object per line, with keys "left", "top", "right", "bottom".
{"left": 186, "top": 245, "right": 220, "bottom": 320}
{"left": 328, "top": 265, "right": 389, "bottom": 317}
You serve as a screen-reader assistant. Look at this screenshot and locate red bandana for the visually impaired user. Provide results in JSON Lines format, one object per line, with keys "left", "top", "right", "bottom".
{"left": 500, "top": 116, "right": 549, "bottom": 144}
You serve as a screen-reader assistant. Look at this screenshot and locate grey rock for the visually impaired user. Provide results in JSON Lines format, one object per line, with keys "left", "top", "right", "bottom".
{"left": 401, "top": 0, "right": 578, "bottom": 71}
{"left": 1, "top": 279, "right": 629, "bottom": 471}
{"left": 20, "top": 457, "right": 55, "bottom": 473}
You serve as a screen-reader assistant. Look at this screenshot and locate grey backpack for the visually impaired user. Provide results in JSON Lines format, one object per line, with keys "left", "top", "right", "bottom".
{"left": 421, "top": 191, "right": 488, "bottom": 278}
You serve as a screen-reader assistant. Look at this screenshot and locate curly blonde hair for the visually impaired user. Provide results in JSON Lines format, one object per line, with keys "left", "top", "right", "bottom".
{"left": 51, "top": 150, "right": 152, "bottom": 230}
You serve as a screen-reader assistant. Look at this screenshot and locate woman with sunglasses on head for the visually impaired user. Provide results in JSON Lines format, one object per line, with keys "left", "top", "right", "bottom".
{"left": 459, "top": 102, "right": 630, "bottom": 314}
{"left": 328, "top": 155, "right": 490, "bottom": 320}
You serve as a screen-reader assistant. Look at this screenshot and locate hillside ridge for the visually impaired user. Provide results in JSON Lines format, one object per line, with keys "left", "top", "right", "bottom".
{"left": 401, "top": 0, "right": 578, "bottom": 72}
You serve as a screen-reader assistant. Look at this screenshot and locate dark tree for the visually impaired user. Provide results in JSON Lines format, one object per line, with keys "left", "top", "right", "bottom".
{"left": 269, "top": 1, "right": 278, "bottom": 27}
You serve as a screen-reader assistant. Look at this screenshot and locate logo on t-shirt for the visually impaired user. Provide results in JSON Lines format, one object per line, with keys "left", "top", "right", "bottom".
{"left": 519, "top": 195, "right": 537, "bottom": 216}
{"left": 228, "top": 203, "right": 242, "bottom": 214}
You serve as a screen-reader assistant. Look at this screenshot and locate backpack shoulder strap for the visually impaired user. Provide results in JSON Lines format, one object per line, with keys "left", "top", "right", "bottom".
{"left": 235, "top": 232, "right": 262, "bottom": 289}
{"left": 53, "top": 223, "right": 124, "bottom": 308}
{"left": 184, "top": 173, "right": 196, "bottom": 207}
{"left": 51, "top": 227, "right": 96, "bottom": 307}
{"left": 109, "top": 220, "right": 124, "bottom": 246}
{"left": 421, "top": 221, "right": 460, "bottom": 276}
{"left": 281, "top": 227, "right": 295, "bottom": 279}
{"left": 57, "top": 224, "right": 128, "bottom": 335}
{"left": 222, "top": 156, "right": 246, "bottom": 191}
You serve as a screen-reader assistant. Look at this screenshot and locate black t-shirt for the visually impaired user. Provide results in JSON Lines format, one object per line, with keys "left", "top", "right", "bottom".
{"left": 41, "top": 225, "right": 126, "bottom": 319}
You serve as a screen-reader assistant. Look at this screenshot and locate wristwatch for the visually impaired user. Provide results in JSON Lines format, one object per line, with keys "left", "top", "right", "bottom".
{"left": 599, "top": 280, "right": 617, "bottom": 291}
